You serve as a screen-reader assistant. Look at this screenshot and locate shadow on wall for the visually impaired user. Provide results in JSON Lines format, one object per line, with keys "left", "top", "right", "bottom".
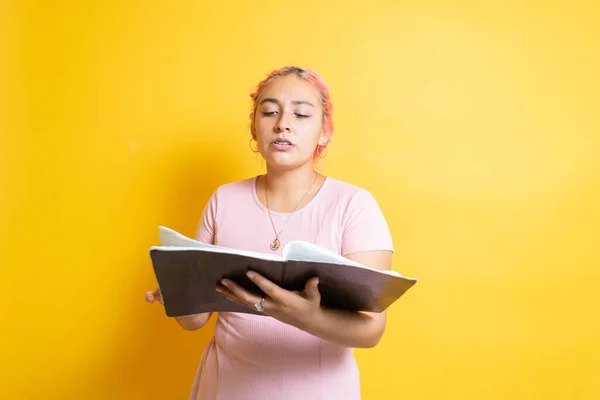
{"left": 97, "top": 132, "right": 238, "bottom": 399}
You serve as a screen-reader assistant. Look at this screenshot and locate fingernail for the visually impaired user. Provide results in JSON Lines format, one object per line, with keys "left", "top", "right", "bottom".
{"left": 313, "top": 278, "right": 319, "bottom": 287}
{"left": 216, "top": 287, "right": 222, "bottom": 293}
{"left": 221, "top": 279, "right": 229, "bottom": 286}
{"left": 246, "top": 271, "right": 255, "bottom": 279}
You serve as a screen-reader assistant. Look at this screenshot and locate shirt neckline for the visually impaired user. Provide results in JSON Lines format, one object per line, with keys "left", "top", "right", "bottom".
{"left": 251, "top": 174, "right": 330, "bottom": 216}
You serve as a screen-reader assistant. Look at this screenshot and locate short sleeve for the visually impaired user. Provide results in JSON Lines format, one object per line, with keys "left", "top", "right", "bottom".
{"left": 195, "top": 190, "right": 218, "bottom": 245}
{"left": 341, "top": 189, "right": 394, "bottom": 256}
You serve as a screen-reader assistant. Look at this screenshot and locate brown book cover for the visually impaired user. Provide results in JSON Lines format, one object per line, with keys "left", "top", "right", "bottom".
{"left": 150, "top": 227, "right": 418, "bottom": 317}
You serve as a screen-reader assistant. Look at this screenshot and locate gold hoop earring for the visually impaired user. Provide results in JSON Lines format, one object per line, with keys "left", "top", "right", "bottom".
{"left": 249, "top": 138, "right": 259, "bottom": 153}
{"left": 318, "top": 147, "right": 328, "bottom": 159}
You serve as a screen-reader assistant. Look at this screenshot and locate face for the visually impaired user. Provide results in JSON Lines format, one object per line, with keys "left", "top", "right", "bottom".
{"left": 253, "top": 74, "right": 329, "bottom": 169}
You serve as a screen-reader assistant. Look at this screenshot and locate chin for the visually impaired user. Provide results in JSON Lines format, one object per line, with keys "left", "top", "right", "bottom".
{"left": 262, "top": 152, "right": 312, "bottom": 170}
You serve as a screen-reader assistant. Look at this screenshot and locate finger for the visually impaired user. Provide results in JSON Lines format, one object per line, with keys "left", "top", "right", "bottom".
{"left": 216, "top": 284, "right": 237, "bottom": 299}
{"left": 245, "top": 271, "right": 291, "bottom": 304}
{"left": 145, "top": 290, "right": 158, "bottom": 303}
{"left": 146, "top": 289, "right": 164, "bottom": 304}
{"left": 217, "top": 285, "right": 252, "bottom": 308}
{"left": 145, "top": 291, "right": 154, "bottom": 302}
{"left": 304, "top": 277, "right": 321, "bottom": 303}
{"left": 220, "top": 279, "right": 261, "bottom": 307}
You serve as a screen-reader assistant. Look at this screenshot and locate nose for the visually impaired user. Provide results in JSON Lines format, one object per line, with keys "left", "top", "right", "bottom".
{"left": 275, "top": 114, "right": 291, "bottom": 133}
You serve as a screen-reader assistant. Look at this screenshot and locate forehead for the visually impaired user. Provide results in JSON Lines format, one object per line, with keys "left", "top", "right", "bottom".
{"left": 258, "top": 74, "right": 320, "bottom": 105}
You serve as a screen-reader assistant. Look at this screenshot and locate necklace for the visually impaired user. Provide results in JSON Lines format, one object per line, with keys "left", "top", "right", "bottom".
{"left": 264, "top": 172, "right": 318, "bottom": 251}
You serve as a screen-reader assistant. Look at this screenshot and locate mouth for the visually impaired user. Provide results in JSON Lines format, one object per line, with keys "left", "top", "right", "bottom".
{"left": 270, "top": 138, "right": 295, "bottom": 150}
{"left": 271, "top": 138, "right": 293, "bottom": 146}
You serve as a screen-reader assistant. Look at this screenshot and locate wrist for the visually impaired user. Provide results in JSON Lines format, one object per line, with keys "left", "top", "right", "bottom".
{"left": 297, "top": 306, "right": 325, "bottom": 335}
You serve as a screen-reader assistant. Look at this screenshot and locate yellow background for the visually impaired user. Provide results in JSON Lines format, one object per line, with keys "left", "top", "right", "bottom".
{"left": 1, "top": 1, "right": 598, "bottom": 399}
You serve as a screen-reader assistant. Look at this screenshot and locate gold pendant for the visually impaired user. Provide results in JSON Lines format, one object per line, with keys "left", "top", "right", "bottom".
{"left": 270, "top": 238, "right": 280, "bottom": 251}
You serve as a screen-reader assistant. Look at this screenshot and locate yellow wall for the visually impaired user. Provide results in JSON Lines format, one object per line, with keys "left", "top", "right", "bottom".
{"left": 1, "top": 1, "right": 599, "bottom": 399}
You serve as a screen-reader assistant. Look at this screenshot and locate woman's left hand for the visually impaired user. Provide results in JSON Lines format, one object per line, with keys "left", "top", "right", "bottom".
{"left": 216, "top": 271, "right": 321, "bottom": 329}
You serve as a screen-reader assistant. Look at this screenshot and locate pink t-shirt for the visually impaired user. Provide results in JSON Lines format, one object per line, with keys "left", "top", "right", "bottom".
{"left": 189, "top": 176, "right": 393, "bottom": 400}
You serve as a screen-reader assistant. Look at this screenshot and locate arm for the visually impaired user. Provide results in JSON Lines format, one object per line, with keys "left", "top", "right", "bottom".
{"left": 299, "top": 250, "right": 392, "bottom": 348}
{"left": 175, "top": 312, "right": 213, "bottom": 331}
{"left": 145, "top": 189, "right": 219, "bottom": 331}
{"left": 145, "top": 289, "right": 213, "bottom": 331}
{"left": 217, "top": 249, "right": 393, "bottom": 348}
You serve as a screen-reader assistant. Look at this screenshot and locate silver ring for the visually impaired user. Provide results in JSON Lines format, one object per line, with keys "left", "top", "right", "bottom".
{"left": 254, "top": 297, "right": 265, "bottom": 312}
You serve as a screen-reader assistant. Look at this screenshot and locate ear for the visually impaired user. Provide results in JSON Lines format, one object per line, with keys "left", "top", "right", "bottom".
{"left": 317, "top": 131, "right": 330, "bottom": 147}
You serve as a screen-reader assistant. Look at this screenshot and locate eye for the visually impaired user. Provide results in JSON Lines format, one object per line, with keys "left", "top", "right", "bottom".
{"left": 295, "top": 113, "right": 310, "bottom": 119}
{"left": 262, "top": 111, "right": 277, "bottom": 117}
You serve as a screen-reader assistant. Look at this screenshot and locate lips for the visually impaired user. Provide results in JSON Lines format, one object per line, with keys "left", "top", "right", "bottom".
{"left": 270, "top": 138, "right": 295, "bottom": 151}
{"left": 271, "top": 138, "right": 293, "bottom": 146}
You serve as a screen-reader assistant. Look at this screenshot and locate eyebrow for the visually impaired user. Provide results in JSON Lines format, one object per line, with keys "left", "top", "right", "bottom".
{"left": 259, "top": 98, "right": 315, "bottom": 107}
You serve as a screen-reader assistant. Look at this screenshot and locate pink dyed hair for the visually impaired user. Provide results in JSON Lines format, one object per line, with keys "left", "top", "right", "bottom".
{"left": 249, "top": 66, "right": 334, "bottom": 159}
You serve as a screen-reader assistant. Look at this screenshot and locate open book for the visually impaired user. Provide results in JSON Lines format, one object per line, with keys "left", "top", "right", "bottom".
{"left": 149, "top": 226, "right": 418, "bottom": 317}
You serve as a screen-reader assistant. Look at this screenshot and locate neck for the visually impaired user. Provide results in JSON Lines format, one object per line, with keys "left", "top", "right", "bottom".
{"left": 265, "top": 163, "right": 317, "bottom": 194}
{"left": 260, "top": 163, "right": 322, "bottom": 213}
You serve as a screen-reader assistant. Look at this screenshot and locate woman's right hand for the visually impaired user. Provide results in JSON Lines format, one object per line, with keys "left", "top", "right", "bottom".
{"left": 145, "top": 288, "right": 163, "bottom": 305}
{"left": 145, "top": 287, "right": 212, "bottom": 330}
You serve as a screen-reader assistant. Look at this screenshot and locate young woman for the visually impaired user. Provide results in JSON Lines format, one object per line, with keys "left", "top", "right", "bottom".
{"left": 146, "top": 66, "right": 394, "bottom": 399}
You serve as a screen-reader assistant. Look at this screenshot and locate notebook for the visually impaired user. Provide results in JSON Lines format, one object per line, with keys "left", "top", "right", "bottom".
{"left": 150, "top": 226, "right": 418, "bottom": 317}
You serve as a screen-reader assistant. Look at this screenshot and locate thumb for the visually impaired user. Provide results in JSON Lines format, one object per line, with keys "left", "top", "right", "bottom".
{"left": 145, "top": 290, "right": 155, "bottom": 303}
{"left": 146, "top": 289, "right": 164, "bottom": 305}
{"left": 304, "top": 277, "right": 321, "bottom": 303}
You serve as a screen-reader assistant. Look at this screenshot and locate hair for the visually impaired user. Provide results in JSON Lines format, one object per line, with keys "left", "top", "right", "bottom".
{"left": 249, "top": 66, "right": 333, "bottom": 159}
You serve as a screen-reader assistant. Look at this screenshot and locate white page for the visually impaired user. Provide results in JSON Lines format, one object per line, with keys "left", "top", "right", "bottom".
{"left": 155, "top": 227, "right": 408, "bottom": 276}
{"left": 282, "top": 241, "right": 403, "bottom": 277}
{"left": 155, "top": 226, "right": 284, "bottom": 262}
{"left": 159, "top": 226, "right": 214, "bottom": 248}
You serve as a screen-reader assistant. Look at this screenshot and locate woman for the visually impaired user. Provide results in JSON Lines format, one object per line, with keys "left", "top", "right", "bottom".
{"left": 146, "top": 66, "right": 394, "bottom": 399}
